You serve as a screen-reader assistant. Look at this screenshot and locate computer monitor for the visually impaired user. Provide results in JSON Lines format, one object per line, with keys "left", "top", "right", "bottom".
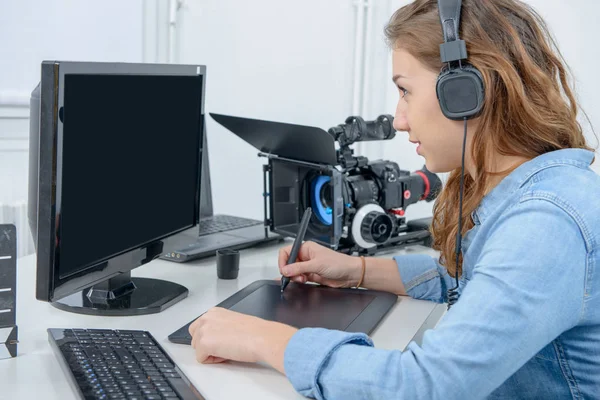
{"left": 28, "top": 60, "right": 206, "bottom": 316}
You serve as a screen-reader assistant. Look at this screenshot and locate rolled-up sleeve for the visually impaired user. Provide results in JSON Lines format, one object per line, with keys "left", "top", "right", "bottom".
{"left": 283, "top": 198, "right": 586, "bottom": 400}
{"left": 394, "top": 253, "right": 454, "bottom": 303}
{"left": 284, "top": 329, "right": 373, "bottom": 399}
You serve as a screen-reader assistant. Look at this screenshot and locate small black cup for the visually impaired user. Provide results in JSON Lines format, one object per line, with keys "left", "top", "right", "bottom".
{"left": 216, "top": 249, "right": 240, "bottom": 279}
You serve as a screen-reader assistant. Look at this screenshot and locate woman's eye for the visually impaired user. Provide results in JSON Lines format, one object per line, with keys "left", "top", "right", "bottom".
{"left": 398, "top": 86, "right": 408, "bottom": 98}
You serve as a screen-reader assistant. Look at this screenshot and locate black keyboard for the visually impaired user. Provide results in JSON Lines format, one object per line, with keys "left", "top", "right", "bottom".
{"left": 48, "top": 328, "right": 205, "bottom": 400}
{"left": 197, "top": 214, "right": 262, "bottom": 236}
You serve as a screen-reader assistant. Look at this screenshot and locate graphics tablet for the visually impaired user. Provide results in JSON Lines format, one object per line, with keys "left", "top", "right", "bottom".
{"left": 168, "top": 279, "right": 398, "bottom": 345}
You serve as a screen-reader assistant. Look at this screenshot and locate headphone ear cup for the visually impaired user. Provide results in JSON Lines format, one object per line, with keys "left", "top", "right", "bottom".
{"left": 436, "top": 65, "right": 484, "bottom": 120}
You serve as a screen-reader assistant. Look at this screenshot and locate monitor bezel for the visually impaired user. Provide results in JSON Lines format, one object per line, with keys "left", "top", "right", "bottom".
{"left": 34, "top": 60, "right": 206, "bottom": 302}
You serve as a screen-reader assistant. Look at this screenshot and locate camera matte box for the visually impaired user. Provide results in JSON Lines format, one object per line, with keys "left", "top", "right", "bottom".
{"left": 210, "top": 112, "right": 337, "bottom": 165}
{"left": 210, "top": 112, "right": 346, "bottom": 247}
{"left": 0, "top": 224, "right": 17, "bottom": 359}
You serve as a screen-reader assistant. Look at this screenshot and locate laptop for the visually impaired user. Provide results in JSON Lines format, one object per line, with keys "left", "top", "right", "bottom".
{"left": 160, "top": 121, "right": 282, "bottom": 263}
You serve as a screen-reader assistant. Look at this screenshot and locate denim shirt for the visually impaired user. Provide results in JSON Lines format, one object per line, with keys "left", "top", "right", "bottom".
{"left": 283, "top": 148, "right": 600, "bottom": 399}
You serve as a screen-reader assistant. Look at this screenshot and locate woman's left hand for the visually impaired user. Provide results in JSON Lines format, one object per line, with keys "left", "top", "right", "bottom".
{"left": 188, "top": 307, "right": 298, "bottom": 374}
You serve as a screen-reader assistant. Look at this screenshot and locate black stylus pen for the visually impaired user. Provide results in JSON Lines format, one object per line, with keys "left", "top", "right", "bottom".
{"left": 281, "top": 207, "right": 313, "bottom": 293}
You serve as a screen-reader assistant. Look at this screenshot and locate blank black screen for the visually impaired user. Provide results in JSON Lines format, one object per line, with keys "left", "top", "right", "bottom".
{"left": 58, "top": 73, "right": 202, "bottom": 278}
{"left": 230, "top": 284, "right": 376, "bottom": 330}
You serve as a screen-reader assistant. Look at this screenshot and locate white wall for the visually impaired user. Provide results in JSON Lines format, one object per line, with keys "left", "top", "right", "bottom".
{"left": 0, "top": 0, "right": 146, "bottom": 201}
{"left": 176, "top": 0, "right": 362, "bottom": 220}
{"left": 0, "top": 0, "right": 147, "bottom": 255}
{"left": 0, "top": 1, "right": 145, "bottom": 99}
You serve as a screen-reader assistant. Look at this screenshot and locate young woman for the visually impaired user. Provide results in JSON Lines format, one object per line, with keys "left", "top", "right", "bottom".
{"left": 187, "top": 0, "right": 600, "bottom": 398}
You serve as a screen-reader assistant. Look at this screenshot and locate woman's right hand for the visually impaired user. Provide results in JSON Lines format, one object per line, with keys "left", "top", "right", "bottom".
{"left": 278, "top": 241, "right": 362, "bottom": 288}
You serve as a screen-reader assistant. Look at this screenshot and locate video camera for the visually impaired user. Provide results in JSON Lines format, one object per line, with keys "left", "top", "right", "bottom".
{"left": 211, "top": 113, "right": 442, "bottom": 255}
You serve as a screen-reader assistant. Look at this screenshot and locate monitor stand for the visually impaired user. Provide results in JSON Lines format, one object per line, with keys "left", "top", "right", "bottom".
{"left": 50, "top": 271, "right": 188, "bottom": 316}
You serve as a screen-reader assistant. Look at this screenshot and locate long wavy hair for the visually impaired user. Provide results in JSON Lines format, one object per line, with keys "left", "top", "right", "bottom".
{"left": 384, "top": 0, "right": 594, "bottom": 277}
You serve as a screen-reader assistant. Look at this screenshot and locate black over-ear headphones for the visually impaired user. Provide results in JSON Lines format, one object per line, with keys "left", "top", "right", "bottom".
{"left": 436, "top": 0, "right": 484, "bottom": 121}
{"left": 435, "top": 0, "right": 485, "bottom": 309}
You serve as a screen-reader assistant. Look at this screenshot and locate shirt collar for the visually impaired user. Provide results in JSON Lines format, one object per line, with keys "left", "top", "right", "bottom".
{"left": 471, "top": 148, "right": 595, "bottom": 225}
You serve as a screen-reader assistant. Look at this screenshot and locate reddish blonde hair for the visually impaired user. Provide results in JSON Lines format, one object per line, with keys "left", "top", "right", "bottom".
{"left": 385, "top": 0, "right": 593, "bottom": 276}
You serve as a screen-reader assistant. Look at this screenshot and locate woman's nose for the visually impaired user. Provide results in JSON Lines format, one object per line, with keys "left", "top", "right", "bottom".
{"left": 393, "top": 113, "right": 409, "bottom": 132}
{"left": 394, "top": 100, "right": 409, "bottom": 131}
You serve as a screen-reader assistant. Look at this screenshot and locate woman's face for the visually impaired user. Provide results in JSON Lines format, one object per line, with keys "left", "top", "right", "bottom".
{"left": 392, "top": 48, "right": 472, "bottom": 173}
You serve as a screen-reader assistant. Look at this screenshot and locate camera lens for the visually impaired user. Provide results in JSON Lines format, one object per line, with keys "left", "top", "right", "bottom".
{"left": 319, "top": 182, "right": 332, "bottom": 208}
{"left": 347, "top": 175, "right": 379, "bottom": 206}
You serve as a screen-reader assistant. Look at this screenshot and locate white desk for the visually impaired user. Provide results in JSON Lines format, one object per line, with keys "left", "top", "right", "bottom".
{"left": 0, "top": 241, "right": 445, "bottom": 400}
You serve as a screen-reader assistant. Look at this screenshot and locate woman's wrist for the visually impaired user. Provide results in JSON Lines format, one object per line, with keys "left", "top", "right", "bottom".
{"left": 255, "top": 320, "right": 298, "bottom": 375}
{"left": 345, "top": 255, "right": 365, "bottom": 287}
{"left": 353, "top": 257, "right": 407, "bottom": 295}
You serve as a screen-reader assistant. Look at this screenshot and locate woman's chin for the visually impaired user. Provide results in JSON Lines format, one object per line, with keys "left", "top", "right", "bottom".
{"left": 424, "top": 160, "right": 452, "bottom": 174}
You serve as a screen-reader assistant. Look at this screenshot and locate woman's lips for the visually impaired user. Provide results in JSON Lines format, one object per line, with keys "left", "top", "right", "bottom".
{"left": 410, "top": 140, "right": 421, "bottom": 154}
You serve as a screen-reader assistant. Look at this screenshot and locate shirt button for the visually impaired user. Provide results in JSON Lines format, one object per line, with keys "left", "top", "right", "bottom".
{"left": 471, "top": 211, "right": 480, "bottom": 225}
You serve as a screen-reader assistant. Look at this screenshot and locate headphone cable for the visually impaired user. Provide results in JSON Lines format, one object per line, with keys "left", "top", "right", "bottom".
{"left": 447, "top": 117, "right": 468, "bottom": 310}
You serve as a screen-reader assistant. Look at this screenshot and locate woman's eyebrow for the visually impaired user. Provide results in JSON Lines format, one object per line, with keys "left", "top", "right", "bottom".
{"left": 392, "top": 74, "right": 408, "bottom": 84}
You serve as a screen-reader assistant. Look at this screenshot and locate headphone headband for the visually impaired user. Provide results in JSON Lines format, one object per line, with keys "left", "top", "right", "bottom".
{"left": 437, "top": 0, "right": 468, "bottom": 64}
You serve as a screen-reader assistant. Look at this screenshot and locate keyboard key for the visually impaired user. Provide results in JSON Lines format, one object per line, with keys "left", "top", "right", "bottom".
{"left": 139, "top": 361, "right": 154, "bottom": 368}
{"left": 101, "top": 383, "right": 119, "bottom": 390}
{"left": 168, "top": 377, "right": 201, "bottom": 399}
{"left": 159, "top": 368, "right": 176, "bottom": 374}
{"left": 114, "top": 348, "right": 132, "bottom": 360}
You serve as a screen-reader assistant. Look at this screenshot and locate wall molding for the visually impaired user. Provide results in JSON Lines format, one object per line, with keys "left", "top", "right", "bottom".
{"left": 0, "top": 132, "right": 29, "bottom": 152}
{"left": 0, "top": 92, "right": 30, "bottom": 109}
{"left": 0, "top": 139, "right": 28, "bottom": 152}
{"left": 0, "top": 96, "right": 30, "bottom": 152}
